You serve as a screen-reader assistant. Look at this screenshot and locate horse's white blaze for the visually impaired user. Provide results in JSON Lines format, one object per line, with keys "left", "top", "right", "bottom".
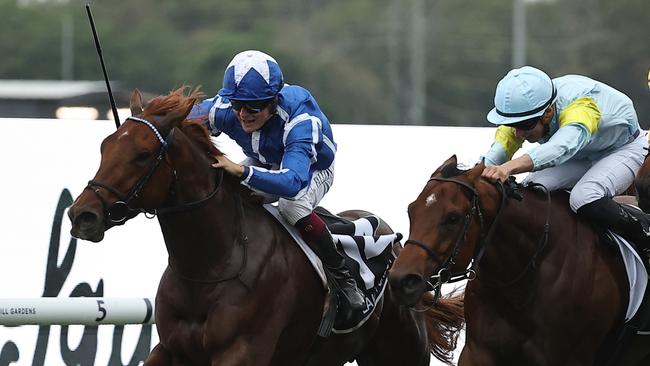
{"left": 425, "top": 193, "right": 437, "bottom": 207}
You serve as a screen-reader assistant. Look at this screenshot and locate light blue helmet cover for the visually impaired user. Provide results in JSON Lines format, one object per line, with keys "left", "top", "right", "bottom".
{"left": 487, "top": 66, "right": 556, "bottom": 125}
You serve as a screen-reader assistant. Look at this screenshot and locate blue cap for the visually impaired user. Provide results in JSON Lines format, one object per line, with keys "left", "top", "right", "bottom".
{"left": 218, "top": 50, "right": 284, "bottom": 101}
{"left": 487, "top": 66, "right": 556, "bottom": 125}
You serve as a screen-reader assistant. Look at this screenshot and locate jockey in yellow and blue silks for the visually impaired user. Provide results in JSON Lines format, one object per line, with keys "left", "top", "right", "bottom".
{"left": 481, "top": 66, "right": 650, "bottom": 249}
{"left": 188, "top": 50, "right": 365, "bottom": 309}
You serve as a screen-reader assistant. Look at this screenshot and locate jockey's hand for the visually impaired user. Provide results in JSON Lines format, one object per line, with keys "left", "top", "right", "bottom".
{"left": 482, "top": 164, "right": 511, "bottom": 183}
{"left": 212, "top": 155, "right": 245, "bottom": 177}
{"left": 481, "top": 154, "right": 534, "bottom": 183}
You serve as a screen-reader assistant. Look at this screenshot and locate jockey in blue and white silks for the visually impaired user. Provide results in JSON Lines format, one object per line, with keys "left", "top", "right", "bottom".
{"left": 189, "top": 50, "right": 365, "bottom": 310}
{"left": 191, "top": 85, "right": 336, "bottom": 200}
{"left": 481, "top": 66, "right": 650, "bottom": 251}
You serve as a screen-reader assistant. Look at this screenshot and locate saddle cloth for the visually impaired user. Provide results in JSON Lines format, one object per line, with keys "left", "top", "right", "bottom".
{"left": 262, "top": 204, "right": 401, "bottom": 333}
{"left": 607, "top": 231, "right": 648, "bottom": 321}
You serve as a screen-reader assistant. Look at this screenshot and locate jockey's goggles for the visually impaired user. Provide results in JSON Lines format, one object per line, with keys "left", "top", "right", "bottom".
{"left": 230, "top": 98, "right": 274, "bottom": 114}
{"left": 509, "top": 117, "right": 540, "bottom": 131}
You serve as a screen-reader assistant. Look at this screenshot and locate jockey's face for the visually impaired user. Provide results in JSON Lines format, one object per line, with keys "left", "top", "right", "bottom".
{"left": 233, "top": 100, "right": 274, "bottom": 133}
{"left": 514, "top": 104, "right": 555, "bottom": 143}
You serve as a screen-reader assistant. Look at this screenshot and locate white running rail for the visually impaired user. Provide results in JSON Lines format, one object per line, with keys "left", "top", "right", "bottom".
{"left": 0, "top": 298, "right": 154, "bottom": 326}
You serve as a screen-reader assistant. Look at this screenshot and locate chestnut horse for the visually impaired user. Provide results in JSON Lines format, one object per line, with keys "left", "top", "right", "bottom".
{"left": 388, "top": 155, "right": 650, "bottom": 365}
{"left": 67, "top": 88, "right": 464, "bottom": 366}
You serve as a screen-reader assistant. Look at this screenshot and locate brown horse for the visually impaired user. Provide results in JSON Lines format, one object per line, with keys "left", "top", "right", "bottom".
{"left": 388, "top": 155, "right": 650, "bottom": 365}
{"left": 67, "top": 88, "right": 464, "bottom": 366}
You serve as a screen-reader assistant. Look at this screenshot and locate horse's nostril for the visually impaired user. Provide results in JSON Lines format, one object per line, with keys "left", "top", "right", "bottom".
{"left": 77, "top": 211, "right": 99, "bottom": 227}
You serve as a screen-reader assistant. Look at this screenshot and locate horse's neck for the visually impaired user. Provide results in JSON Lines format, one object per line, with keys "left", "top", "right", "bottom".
{"left": 478, "top": 191, "right": 553, "bottom": 289}
{"left": 158, "top": 165, "right": 246, "bottom": 279}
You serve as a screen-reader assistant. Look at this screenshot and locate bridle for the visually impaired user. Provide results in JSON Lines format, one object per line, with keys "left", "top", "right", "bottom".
{"left": 404, "top": 176, "right": 551, "bottom": 301}
{"left": 85, "top": 116, "right": 221, "bottom": 224}
{"left": 85, "top": 115, "right": 249, "bottom": 285}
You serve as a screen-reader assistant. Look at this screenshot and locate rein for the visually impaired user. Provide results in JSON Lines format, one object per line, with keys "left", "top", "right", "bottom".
{"left": 405, "top": 176, "right": 551, "bottom": 299}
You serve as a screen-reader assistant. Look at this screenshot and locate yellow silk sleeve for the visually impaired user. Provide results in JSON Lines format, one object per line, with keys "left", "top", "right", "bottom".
{"left": 558, "top": 97, "right": 601, "bottom": 133}
{"left": 494, "top": 125, "right": 524, "bottom": 160}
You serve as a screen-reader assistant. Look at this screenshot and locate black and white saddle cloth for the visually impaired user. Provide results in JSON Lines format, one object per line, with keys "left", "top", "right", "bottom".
{"left": 262, "top": 204, "right": 402, "bottom": 334}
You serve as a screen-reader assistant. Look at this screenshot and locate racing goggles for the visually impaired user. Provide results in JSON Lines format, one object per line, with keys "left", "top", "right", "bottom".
{"left": 510, "top": 117, "right": 540, "bottom": 131}
{"left": 230, "top": 98, "right": 274, "bottom": 114}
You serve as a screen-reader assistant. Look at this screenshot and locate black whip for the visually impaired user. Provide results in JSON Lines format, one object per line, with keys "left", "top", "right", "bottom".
{"left": 85, "top": 3, "right": 120, "bottom": 129}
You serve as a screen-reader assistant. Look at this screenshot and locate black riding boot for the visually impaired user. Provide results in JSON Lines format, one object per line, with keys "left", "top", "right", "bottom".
{"left": 296, "top": 214, "right": 366, "bottom": 310}
{"left": 577, "top": 197, "right": 650, "bottom": 250}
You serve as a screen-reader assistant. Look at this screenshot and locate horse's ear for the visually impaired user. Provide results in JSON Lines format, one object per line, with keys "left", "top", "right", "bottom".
{"left": 178, "top": 101, "right": 195, "bottom": 121}
{"left": 159, "top": 101, "right": 194, "bottom": 132}
{"left": 130, "top": 89, "right": 144, "bottom": 116}
{"left": 466, "top": 160, "right": 485, "bottom": 184}
{"left": 432, "top": 155, "right": 458, "bottom": 176}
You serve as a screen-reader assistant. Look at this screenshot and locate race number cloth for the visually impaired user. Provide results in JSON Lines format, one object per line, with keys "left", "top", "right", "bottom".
{"left": 262, "top": 204, "right": 401, "bottom": 333}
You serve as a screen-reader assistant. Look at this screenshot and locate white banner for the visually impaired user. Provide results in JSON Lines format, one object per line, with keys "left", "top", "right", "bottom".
{"left": 0, "top": 118, "right": 499, "bottom": 365}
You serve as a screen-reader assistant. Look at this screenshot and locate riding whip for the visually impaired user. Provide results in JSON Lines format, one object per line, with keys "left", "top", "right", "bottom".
{"left": 85, "top": 3, "right": 120, "bottom": 129}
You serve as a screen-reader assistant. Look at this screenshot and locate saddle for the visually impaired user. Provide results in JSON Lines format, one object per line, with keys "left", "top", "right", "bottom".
{"left": 262, "top": 204, "right": 402, "bottom": 336}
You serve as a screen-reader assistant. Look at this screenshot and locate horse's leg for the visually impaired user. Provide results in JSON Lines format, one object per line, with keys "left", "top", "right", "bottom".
{"left": 144, "top": 343, "right": 173, "bottom": 366}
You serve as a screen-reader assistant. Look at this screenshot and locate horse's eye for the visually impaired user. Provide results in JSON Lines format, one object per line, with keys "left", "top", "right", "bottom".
{"left": 135, "top": 151, "right": 151, "bottom": 163}
{"left": 443, "top": 213, "right": 462, "bottom": 226}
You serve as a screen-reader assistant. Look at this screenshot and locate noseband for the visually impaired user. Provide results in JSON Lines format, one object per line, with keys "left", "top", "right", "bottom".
{"left": 85, "top": 116, "right": 221, "bottom": 223}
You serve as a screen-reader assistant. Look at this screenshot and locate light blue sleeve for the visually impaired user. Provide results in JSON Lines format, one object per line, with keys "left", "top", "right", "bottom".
{"left": 481, "top": 143, "right": 509, "bottom": 166}
{"left": 528, "top": 124, "right": 590, "bottom": 171}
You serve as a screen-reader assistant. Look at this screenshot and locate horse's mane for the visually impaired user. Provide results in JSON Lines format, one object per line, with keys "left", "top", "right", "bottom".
{"left": 180, "top": 119, "right": 223, "bottom": 157}
{"left": 145, "top": 86, "right": 198, "bottom": 116}
{"left": 145, "top": 86, "right": 223, "bottom": 157}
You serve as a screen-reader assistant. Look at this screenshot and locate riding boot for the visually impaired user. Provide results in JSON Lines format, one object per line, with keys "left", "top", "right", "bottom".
{"left": 577, "top": 197, "right": 650, "bottom": 250}
{"left": 296, "top": 213, "right": 366, "bottom": 310}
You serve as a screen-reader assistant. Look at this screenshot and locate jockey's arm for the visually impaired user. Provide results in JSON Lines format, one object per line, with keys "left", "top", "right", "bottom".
{"left": 527, "top": 97, "right": 598, "bottom": 170}
{"left": 527, "top": 124, "right": 590, "bottom": 170}
{"left": 481, "top": 126, "right": 524, "bottom": 166}
{"left": 240, "top": 121, "right": 318, "bottom": 199}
